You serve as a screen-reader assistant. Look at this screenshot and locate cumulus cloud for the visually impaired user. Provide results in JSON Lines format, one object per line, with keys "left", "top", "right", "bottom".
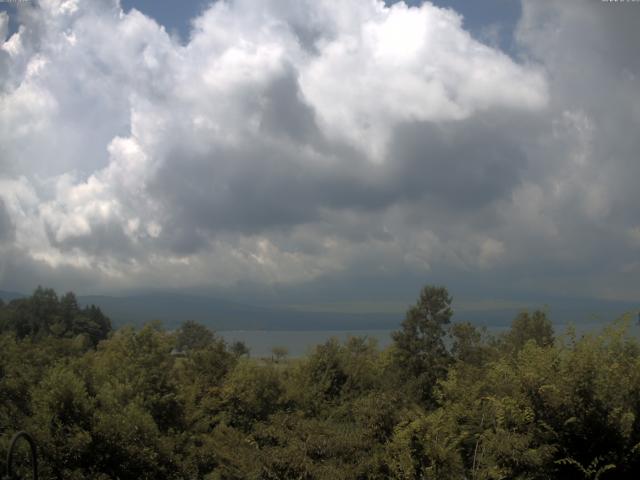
{"left": 0, "top": 197, "right": 14, "bottom": 243}
{"left": 0, "top": 0, "right": 637, "bottom": 303}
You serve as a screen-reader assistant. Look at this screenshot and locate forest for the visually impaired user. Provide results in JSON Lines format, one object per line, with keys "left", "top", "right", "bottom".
{"left": 1, "top": 286, "right": 639, "bottom": 479}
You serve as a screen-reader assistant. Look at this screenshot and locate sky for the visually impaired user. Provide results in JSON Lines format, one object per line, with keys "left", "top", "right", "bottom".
{"left": 1, "top": 0, "right": 639, "bottom": 313}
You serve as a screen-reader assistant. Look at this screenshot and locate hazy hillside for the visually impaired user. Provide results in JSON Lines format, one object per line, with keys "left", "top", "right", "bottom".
{"left": 0, "top": 290, "right": 25, "bottom": 302}
{"left": 67, "top": 293, "right": 640, "bottom": 332}
{"left": 76, "top": 292, "right": 400, "bottom": 331}
{"left": 3, "top": 289, "right": 636, "bottom": 332}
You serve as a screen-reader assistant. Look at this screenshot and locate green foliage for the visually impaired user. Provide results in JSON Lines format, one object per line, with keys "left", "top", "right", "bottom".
{"left": 220, "top": 360, "right": 284, "bottom": 431}
{"left": 271, "top": 345, "right": 289, "bottom": 363}
{"left": 387, "top": 409, "right": 466, "bottom": 479}
{"left": 0, "top": 287, "right": 111, "bottom": 345}
{"left": 1, "top": 286, "right": 640, "bottom": 479}
{"left": 176, "top": 320, "right": 216, "bottom": 351}
{"left": 503, "top": 309, "right": 555, "bottom": 353}
{"left": 229, "top": 340, "right": 250, "bottom": 358}
{"left": 392, "top": 285, "right": 453, "bottom": 404}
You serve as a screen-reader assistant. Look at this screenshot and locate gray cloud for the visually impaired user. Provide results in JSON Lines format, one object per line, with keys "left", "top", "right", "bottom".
{"left": 0, "top": 0, "right": 638, "bottom": 306}
{"left": 386, "top": 115, "right": 530, "bottom": 209}
{"left": 0, "top": 198, "right": 15, "bottom": 244}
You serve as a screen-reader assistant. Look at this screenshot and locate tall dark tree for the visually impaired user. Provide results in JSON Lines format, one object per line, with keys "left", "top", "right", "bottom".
{"left": 392, "top": 285, "right": 453, "bottom": 404}
{"left": 504, "top": 309, "right": 554, "bottom": 352}
{"left": 450, "top": 321, "right": 493, "bottom": 366}
{"left": 176, "top": 320, "right": 215, "bottom": 352}
{"left": 0, "top": 288, "right": 111, "bottom": 345}
{"left": 229, "top": 340, "right": 250, "bottom": 358}
{"left": 80, "top": 304, "right": 112, "bottom": 345}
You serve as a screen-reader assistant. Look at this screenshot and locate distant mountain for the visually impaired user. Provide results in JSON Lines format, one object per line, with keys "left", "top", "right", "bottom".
{"left": 3, "top": 288, "right": 637, "bottom": 332}
{"left": 456, "top": 298, "right": 640, "bottom": 328}
{"left": 77, "top": 292, "right": 400, "bottom": 331}
{"left": 0, "top": 290, "right": 25, "bottom": 302}
{"left": 77, "top": 293, "right": 639, "bottom": 332}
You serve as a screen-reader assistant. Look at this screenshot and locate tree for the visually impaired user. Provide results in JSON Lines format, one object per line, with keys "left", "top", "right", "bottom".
{"left": 30, "top": 286, "right": 59, "bottom": 337}
{"left": 0, "top": 288, "right": 111, "bottom": 345}
{"left": 450, "top": 322, "right": 494, "bottom": 366}
{"left": 504, "top": 309, "right": 554, "bottom": 352}
{"left": 271, "top": 346, "right": 289, "bottom": 363}
{"left": 220, "top": 360, "right": 283, "bottom": 431}
{"left": 74, "top": 305, "right": 111, "bottom": 346}
{"left": 301, "top": 338, "right": 348, "bottom": 405}
{"left": 176, "top": 320, "right": 215, "bottom": 352}
{"left": 392, "top": 285, "right": 453, "bottom": 404}
{"left": 230, "top": 340, "right": 250, "bottom": 358}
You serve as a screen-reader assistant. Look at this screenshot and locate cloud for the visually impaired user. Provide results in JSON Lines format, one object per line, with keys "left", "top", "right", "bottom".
{"left": 0, "top": 0, "right": 637, "bottom": 303}
{"left": 297, "top": 1, "right": 547, "bottom": 159}
{"left": 0, "top": 197, "right": 15, "bottom": 244}
{"left": 496, "top": 0, "right": 640, "bottom": 300}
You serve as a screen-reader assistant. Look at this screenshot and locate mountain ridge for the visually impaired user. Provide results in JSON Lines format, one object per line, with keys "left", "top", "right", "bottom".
{"left": 2, "top": 289, "right": 637, "bottom": 332}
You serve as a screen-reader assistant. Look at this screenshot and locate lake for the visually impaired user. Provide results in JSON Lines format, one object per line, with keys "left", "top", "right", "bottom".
{"left": 218, "top": 320, "right": 638, "bottom": 358}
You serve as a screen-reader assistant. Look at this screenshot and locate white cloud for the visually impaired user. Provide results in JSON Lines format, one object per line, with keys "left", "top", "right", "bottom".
{"left": 1, "top": 0, "right": 637, "bottom": 302}
{"left": 299, "top": 1, "right": 547, "bottom": 159}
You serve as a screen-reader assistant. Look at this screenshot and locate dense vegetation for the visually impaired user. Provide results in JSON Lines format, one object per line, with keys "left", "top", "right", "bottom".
{"left": 1, "top": 286, "right": 639, "bottom": 479}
